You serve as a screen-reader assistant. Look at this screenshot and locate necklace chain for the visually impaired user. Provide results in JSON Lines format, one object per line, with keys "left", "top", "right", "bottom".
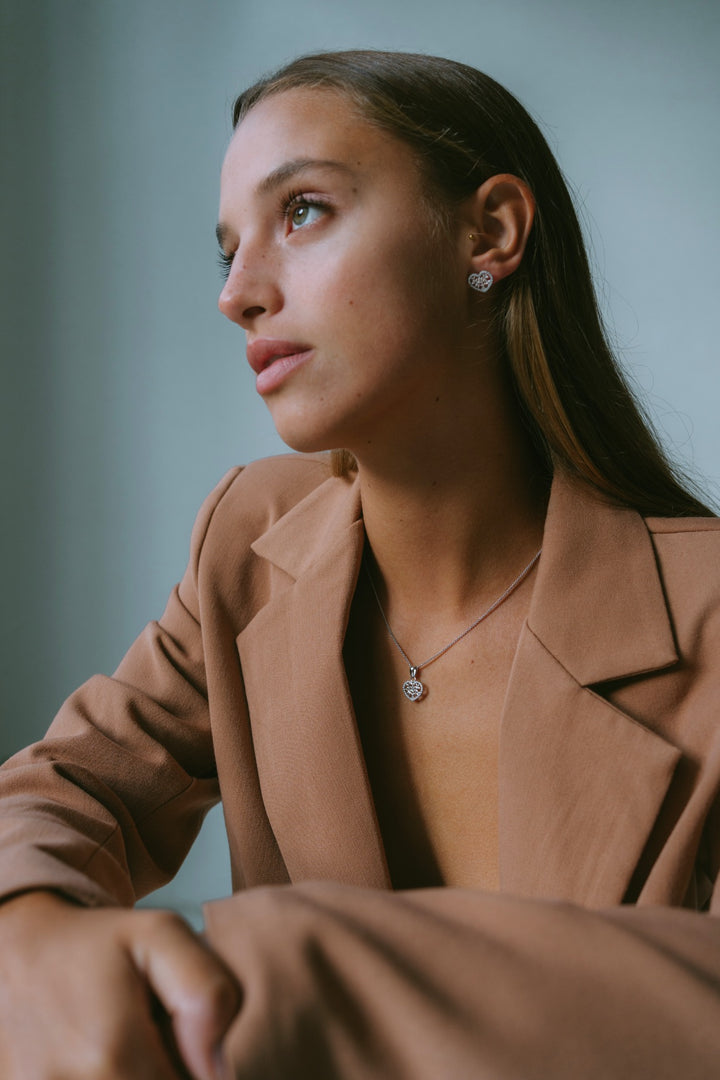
{"left": 364, "top": 547, "right": 542, "bottom": 701}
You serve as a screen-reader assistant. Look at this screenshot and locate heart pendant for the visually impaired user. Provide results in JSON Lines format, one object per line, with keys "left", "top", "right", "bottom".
{"left": 402, "top": 677, "right": 424, "bottom": 702}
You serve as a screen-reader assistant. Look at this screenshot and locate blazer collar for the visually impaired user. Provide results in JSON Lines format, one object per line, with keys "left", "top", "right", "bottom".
{"left": 250, "top": 471, "right": 363, "bottom": 581}
{"left": 251, "top": 466, "right": 679, "bottom": 683}
{"left": 528, "top": 470, "right": 678, "bottom": 684}
{"left": 241, "top": 466, "right": 682, "bottom": 904}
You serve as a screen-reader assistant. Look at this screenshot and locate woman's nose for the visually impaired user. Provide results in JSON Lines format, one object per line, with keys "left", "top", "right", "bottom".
{"left": 217, "top": 254, "right": 282, "bottom": 328}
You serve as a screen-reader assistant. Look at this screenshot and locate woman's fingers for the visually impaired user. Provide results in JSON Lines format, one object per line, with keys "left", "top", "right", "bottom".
{"left": 127, "top": 910, "right": 241, "bottom": 1080}
{"left": 0, "top": 891, "right": 240, "bottom": 1080}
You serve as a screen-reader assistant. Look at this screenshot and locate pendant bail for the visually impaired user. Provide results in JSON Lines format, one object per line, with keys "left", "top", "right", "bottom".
{"left": 410, "top": 666, "right": 418, "bottom": 679}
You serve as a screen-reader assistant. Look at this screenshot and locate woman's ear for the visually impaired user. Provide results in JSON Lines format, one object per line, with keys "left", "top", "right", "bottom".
{"left": 464, "top": 174, "right": 535, "bottom": 284}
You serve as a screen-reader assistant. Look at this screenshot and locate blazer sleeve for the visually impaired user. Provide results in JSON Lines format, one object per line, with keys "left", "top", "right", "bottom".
{"left": 0, "top": 466, "right": 242, "bottom": 909}
{"left": 203, "top": 879, "right": 720, "bottom": 1080}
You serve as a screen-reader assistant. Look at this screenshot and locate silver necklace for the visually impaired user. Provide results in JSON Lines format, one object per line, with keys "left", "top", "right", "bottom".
{"left": 365, "top": 547, "right": 542, "bottom": 702}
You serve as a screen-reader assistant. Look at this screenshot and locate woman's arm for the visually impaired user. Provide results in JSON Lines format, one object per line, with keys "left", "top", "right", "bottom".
{"left": 203, "top": 879, "right": 720, "bottom": 1079}
{"left": 0, "top": 469, "right": 244, "bottom": 1080}
{"left": 0, "top": 467, "right": 242, "bottom": 909}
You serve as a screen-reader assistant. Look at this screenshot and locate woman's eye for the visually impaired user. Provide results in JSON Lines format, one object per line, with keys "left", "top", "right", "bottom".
{"left": 288, "top": 201, "right": 325, "bottom": 231}
{"left": 217, "top": 250, "right": 234, "bottom": 281}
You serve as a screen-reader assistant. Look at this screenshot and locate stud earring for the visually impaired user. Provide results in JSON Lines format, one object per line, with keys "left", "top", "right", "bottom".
{"left": 468, "top": 270, "right": 493, "bottom": 293}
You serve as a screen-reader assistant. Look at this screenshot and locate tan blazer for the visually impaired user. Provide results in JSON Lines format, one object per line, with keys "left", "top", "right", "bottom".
{"left": 2, "top": 454, "right": 720, "bottom": 1076}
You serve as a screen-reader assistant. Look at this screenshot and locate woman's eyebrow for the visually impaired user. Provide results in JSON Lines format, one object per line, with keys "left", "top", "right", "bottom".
{"left": 255, "top": 157, "right": 355, "bottom": 195}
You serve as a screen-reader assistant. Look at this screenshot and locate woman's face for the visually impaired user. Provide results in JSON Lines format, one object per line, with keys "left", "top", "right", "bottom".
{"left": 217, "top": 88, "right": 473, "bottom": 456}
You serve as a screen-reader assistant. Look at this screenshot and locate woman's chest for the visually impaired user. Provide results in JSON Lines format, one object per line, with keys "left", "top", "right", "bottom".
{"left": 343, "top": 585, "right": 527, "bottom": 890}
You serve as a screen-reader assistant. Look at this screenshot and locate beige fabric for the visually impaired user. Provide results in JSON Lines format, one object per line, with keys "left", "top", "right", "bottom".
{"left": 2, "top": 453, "right": 720, "bottom": 1075}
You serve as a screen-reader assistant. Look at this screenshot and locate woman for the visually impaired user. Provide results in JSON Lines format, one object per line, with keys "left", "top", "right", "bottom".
{"left": 1, "top": 50, "right": 719, "bottom": 1079}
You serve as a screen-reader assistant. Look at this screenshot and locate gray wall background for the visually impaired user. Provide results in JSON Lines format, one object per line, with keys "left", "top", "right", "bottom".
{"left": 2, "top": 0, "right": 719, "bottom": 919}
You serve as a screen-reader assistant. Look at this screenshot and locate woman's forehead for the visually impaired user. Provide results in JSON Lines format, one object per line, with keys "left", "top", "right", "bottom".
{"left": 222, "top": 87, "right": 409, "bottom": 188}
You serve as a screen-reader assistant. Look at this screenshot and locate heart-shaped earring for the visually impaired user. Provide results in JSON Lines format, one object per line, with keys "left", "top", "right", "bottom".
{"left": 468, "top": 270, "right": 493, "bottom": 293}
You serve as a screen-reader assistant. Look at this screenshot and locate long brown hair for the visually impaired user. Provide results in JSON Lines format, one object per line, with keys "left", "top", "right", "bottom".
{"left": 233, "top": 50, "right": 712, "bottom": 516}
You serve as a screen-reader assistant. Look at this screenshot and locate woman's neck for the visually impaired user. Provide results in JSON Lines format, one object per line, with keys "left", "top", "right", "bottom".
{"left": 353, "top": 373, "right": 549, "bottom": 631}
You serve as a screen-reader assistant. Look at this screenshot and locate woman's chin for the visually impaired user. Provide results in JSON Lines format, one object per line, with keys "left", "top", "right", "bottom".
{"left": 271, "top": 424, "right": 340, "bottom": 456}
{"left": 266, "top": 407, "right": 353, "bottom": 457}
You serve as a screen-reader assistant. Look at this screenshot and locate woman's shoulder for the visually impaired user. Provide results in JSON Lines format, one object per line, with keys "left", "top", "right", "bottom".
{"left": 644, "top": 513, "right": 720, "bottom": 571}
{"left": 225, "top": 452, "right": 335, "bottom": 501}
{"left": 230, "top": 450, "right": 345, "bottom": 507}
{"left": 190, "top": 452, "right": 346, "bottom": 555}
{"left": 644, "top": 513, "right": 720, "bottom": 630}
{"left": 645, "top": 514, "right": 720, "bottom": 535}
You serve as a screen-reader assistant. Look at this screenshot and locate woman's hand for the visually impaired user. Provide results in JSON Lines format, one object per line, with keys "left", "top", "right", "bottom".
{"left": 0, "top": 891, "right": 240, "bottom": 1080}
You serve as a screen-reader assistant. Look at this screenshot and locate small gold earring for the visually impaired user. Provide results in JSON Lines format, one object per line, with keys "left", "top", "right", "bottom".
{"left": 468, "top": 233, "right": 477, "bottom": 240}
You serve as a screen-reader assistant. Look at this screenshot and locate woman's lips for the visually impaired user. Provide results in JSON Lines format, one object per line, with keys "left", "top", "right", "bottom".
{"left": 246, "top": 339, "right": 314, "bottom": 395}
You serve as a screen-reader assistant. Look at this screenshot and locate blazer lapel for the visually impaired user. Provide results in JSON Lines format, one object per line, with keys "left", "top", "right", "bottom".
{"left": 237, "top": 466, "right": 684, "bottom": 903}
{"left": 237, "top": 475, "right": 391, "bottom": 889}
{"left": 499, "top": 473, "right": 682, "bottom": 906}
